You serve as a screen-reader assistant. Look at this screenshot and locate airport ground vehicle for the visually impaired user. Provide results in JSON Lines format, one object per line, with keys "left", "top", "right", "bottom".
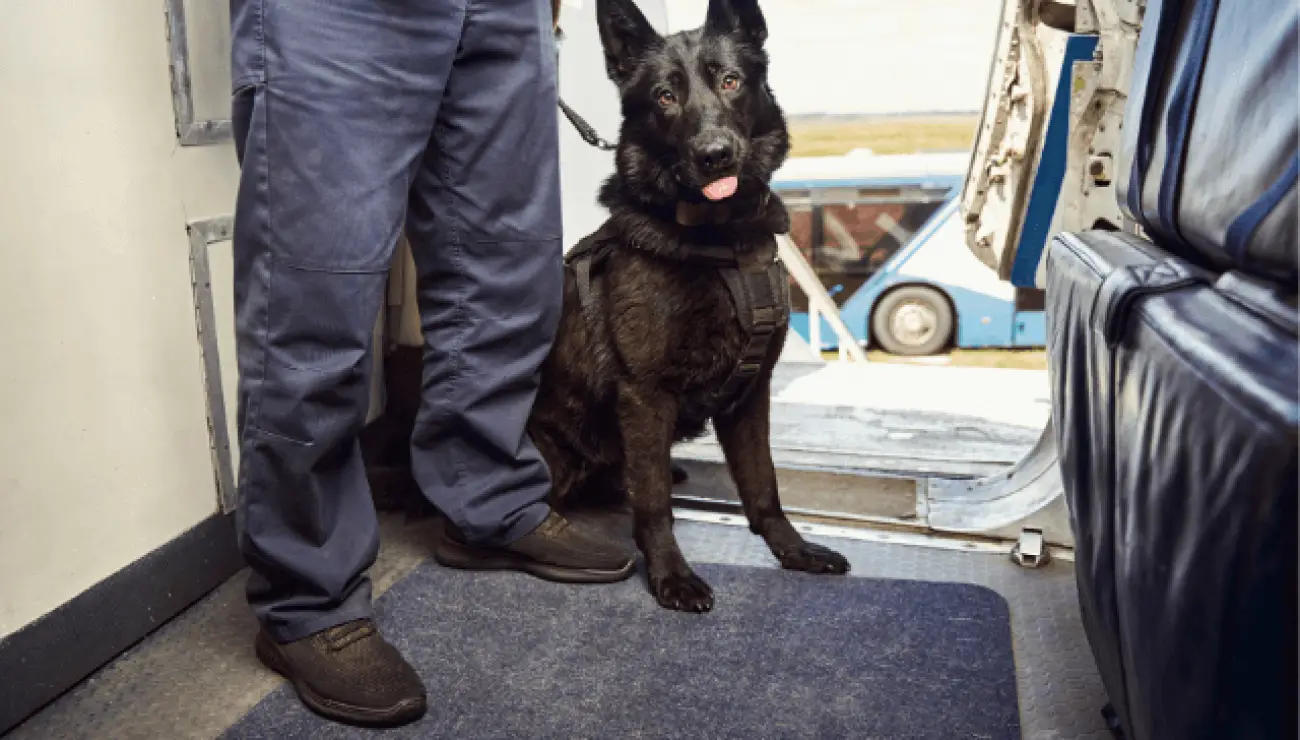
{"left": 775, "top": 158, "right": 1051, "bottom": 355}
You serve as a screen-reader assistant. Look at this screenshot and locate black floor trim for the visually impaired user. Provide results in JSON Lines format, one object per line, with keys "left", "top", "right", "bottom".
{"left": 0, "top": 512, "right": 243, "bottom": 735}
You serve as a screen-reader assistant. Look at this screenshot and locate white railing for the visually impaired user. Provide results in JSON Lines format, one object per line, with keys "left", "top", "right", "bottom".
{"left": 775, "top": 233, "right": 870, "bottom": 363}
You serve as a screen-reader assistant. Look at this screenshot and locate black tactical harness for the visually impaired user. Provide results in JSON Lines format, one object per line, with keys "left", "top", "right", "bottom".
{"left": 564, "top": 219, "right": 791, "bottom": 417}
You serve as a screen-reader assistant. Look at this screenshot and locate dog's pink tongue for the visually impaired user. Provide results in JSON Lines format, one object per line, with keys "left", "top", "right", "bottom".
{"left": 702, "top": 176, "right": 738, "bottom": 201}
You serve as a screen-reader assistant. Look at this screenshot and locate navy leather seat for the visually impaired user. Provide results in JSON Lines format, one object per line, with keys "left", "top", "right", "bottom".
{"left": 1044, "top": 0, "right": 1298, "bottom": 738}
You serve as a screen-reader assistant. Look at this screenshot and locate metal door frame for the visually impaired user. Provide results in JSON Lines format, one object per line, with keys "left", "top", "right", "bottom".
{"left": 187, "top": 216, "right": 238, "bottom": 512}
{"left": 164, "top": 0, "right": 233, "bottom": 146}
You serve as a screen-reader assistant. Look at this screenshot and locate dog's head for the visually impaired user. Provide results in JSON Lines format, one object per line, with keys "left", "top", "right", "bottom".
{"left": 596, "top": 0, "right": 789, "bottom": 208}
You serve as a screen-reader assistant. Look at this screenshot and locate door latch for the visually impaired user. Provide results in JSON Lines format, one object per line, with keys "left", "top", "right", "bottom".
{"left": 1011, "top": 527, "right": 1050, "bottom": 568}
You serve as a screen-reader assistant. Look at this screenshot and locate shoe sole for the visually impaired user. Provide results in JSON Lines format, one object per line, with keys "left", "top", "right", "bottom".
{"left": 434, "top": 537, "right": 637, "bottom": 584}
{"left": 254, "top": 632, "right": 427, "bottom": 728}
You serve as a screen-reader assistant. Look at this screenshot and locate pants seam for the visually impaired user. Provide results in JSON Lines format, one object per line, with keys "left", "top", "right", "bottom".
{"left": 243, "top": 86, "right": 274, "bottom": 446}
{"left": 437, "top": 119, "right": 470, "bottom": 492}
{"left": 242, "top": 0, "right": 274, "bottom": 439}
{"left": 409, "top": 0, "right": 473, "bottom": 503}
{"left": 245, "top": 422, "right": 314, "bottom": 448}
{"left": 276, "top": 260, "right": 392, "bottom": 275}
{"left": 255, "top": 0, "right": 267, "bottom": 86}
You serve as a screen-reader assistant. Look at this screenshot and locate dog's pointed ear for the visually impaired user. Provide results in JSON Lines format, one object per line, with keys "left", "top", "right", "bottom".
{"left": 703, "top": 0, "right": 768, "bottom": 46}
{"left": 597, "top": 0, "right": 661, "bottom": 84}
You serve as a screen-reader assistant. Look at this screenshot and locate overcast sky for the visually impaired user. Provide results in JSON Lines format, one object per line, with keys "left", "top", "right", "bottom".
{"left": 659, "top": 0, "right": 1005, "bottom": 116}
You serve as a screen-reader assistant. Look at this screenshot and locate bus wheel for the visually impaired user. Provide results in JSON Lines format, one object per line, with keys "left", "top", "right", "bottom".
{"left": 872, "top": 286, "right": 953, "bottom": 356}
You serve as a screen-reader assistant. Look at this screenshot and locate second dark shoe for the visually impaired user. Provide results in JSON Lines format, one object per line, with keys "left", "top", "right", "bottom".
{"left": 254, "top": 619, "right": 426, "bottom": 728}
{"left": 435, "top": 510, "right": 636, "bottom": 583}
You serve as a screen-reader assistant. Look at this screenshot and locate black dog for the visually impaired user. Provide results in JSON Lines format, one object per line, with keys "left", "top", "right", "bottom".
{"left": 528, "top": 0, "right": 850, "bottom": 613}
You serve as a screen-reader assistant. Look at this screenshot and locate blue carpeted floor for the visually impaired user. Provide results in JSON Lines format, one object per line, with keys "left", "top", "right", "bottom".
{"left": 222, "top": 562, "right": 1020, "bottom": 739}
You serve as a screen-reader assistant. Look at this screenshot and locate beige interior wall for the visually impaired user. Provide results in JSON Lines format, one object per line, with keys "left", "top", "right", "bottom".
{"left": 0, "top": 1, "right": 240, "bottom": 638}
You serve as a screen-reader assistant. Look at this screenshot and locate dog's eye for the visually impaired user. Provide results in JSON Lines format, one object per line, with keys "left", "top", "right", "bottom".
{"left": 721, "top": 74, "right": 741, "bottom": 91}
{"left": 657, "top": 90, "right": 677, "bottom": 107}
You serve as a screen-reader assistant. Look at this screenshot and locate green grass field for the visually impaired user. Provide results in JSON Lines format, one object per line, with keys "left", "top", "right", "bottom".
{"left": 787, "top": 115, "right": 980, "bottom": 157}
{"left": 869, "top": 349, "right": 1046, "bottom": 370}
{"left": 822, "top": 349, "right": 1048, "bottom": 369}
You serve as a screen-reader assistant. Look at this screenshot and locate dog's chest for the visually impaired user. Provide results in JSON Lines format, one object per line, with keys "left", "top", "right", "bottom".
{"left": 670, "top": 278, "right": 748, "bottom": 384}
{"left": 609, "top": 259, "right": 747, "bottom": 389}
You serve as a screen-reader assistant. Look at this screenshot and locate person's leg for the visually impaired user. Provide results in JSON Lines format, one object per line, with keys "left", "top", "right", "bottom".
{"left": 229, "top": 0, "right": 464, "bottom": 725}
{"left": 406, "top": 0, "right": 634, "bottom": 580}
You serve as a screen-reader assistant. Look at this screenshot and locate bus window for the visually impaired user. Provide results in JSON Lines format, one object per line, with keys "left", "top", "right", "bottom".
{"left": 809, "top": 191, "right": 948, "bottom": 307}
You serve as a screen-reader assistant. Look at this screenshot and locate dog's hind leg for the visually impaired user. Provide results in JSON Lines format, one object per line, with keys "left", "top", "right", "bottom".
{"left": 713, "top": 382, "right": 851, "bottom": 576}
{"left": 617, "top": 381, "right": 714, "bottom": 613}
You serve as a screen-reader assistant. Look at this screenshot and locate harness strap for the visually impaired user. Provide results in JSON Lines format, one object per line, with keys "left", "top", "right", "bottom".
{"left": 575, "top": 255, "right": 595, "bottom": 308}
{"left": 566, "top": 230, "right": 789, "bottom": 416}
{"left": 565, "top": 229, "right": 617, "bottom": 337}
{"left": 710, "top": 238, "right": 789, "bottom": 416}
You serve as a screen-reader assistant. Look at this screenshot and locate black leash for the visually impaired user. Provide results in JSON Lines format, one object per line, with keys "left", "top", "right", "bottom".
{"left": 553, "top": 23, "right": 616, "bottom": 152}
{"left": 558, "top": 98, "right": 617, "bottom": 151}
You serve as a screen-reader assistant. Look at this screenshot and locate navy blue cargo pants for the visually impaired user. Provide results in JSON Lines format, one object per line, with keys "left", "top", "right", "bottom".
{"left": 229, "top": 0, "right": 562, "bottom": 643}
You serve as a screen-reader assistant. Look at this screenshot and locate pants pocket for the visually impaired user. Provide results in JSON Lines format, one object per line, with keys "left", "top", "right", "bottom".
{"left": 232, "top": 83, "right": 259, "bottom": 163}
{"left": 249, "top": 262, "right": 388, "bottom": 446}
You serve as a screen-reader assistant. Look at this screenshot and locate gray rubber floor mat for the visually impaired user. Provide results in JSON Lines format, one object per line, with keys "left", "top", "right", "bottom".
{"left": 221, "top": 561, "right": 1019, "bottom": 740}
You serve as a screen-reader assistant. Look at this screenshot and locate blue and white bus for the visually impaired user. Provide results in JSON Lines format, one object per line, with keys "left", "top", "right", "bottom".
{"left": 773, "top": 149, "right": 1047, "bottom": 355}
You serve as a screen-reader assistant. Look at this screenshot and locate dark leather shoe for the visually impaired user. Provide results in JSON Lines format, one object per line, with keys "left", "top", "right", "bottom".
{"left": 254, "top": 619, "right": 426, "bottom": 728}
{"left": 435, "top": 510, "right": 636, "bottom": 583}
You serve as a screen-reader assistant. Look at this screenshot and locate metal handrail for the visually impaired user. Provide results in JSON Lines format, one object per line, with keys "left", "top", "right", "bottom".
{"left": 775, "top": 233, "right": 869, "bottom": 363}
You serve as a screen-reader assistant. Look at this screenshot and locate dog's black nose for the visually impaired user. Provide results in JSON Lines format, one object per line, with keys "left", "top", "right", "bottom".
{"left": 695, "top": 141, "right": 735, "bottom": 174}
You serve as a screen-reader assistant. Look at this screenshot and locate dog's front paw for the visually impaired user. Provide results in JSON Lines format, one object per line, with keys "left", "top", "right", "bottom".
{"left": 651, "top": 570, "right": 715, "bottom": 613}
{"left": 776, "top": 542, "right": 851, "bottom": 575}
